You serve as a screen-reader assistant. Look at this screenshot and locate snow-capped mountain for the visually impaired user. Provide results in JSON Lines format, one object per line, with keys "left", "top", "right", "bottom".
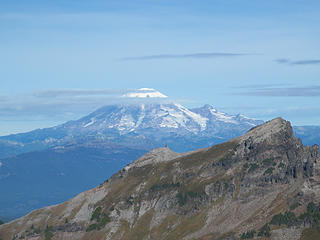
{"left": 0, "top": 88, "right": 263, "bottom": 156}
{"left": 72, "top": 103, "right": 207, "bottom": 135}
{"left": 191, "top": 104, "right": 261, "bottom": 139}
{"left": 72, "top": 102, "right": 261, "bottom": 138}
{"left": 0, "top": 104, "right": 262, "bottom": 154}
{"left": 1, "top": 88, "right": 318, "bottom": 221}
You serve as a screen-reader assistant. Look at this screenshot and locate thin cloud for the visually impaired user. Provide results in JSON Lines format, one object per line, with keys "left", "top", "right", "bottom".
{"left": 275, "top": 58, "right": 320, "bottom": 65}
{"left": 121, "top": 52, "right": 254, "bottom": 61}
{"left": 233, "top": 85, "right": 320, "bottom": 97}
{"left": 292, "top": 60, "right": 320, "bottom": 65}
{"left": 33, "top": 89, "right": 131, "bottom": 98}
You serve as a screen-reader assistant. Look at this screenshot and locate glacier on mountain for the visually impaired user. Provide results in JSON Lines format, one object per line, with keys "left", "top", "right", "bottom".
{"left": 0, "top": 88, "right": 264, "bottom": 155}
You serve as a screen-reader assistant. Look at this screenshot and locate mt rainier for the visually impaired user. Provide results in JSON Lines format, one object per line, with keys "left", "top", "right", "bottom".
{"left": 0, "top": 88, "right": 263, "bottom": 220}
{"left": 0, "top": 88, "right": 262, "bottom": 155}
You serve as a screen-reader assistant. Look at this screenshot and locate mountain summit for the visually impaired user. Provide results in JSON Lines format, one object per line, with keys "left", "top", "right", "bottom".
{"left": 1, "top": 118, "right": 319, "bottom": 240}
{"left": 0, "top": 100, "right": 262, "bottom": 156}
{"left": 122, "top": 88, "right": 168, "bottom": 98}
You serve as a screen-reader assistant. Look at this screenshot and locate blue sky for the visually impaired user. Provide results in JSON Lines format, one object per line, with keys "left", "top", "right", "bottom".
{"left": 0, "top": 0, "right": 320, "bottom": 135}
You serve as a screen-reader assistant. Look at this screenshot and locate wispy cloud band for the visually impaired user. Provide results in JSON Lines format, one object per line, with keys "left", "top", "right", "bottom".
{"left": 121, "top": 52, "right": 253, "bottom": 61}
{"left": 275, "top": 58, "right": 320, "bottom": 65}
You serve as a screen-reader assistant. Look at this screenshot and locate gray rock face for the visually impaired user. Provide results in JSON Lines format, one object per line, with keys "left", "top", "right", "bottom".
{"left": 236, "top": 118, "right": 320, "bottom": 182}
{"left": 1, "top": 118, "right": 319, "bottom": 240}
{"left": 127, "top": 147, "right": 181, "bottom": 169}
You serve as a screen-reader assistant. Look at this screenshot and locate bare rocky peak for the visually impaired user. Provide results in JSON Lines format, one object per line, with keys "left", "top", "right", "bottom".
{"left": 238, "top": 117, "right": 294, "bottom": 144}
{"left": 235, "top": 117, "right": 320, "bottom": 180}
{"left": 126, "top": 146, "right": 181, "bottom": 169}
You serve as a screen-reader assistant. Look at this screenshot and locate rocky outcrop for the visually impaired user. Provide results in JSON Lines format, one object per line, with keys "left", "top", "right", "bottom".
{"left": 125, "top": 146, "right": 181, "bottom": 169}
{"left": 1, "top": 118, "right": 319, "bottom": 240}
